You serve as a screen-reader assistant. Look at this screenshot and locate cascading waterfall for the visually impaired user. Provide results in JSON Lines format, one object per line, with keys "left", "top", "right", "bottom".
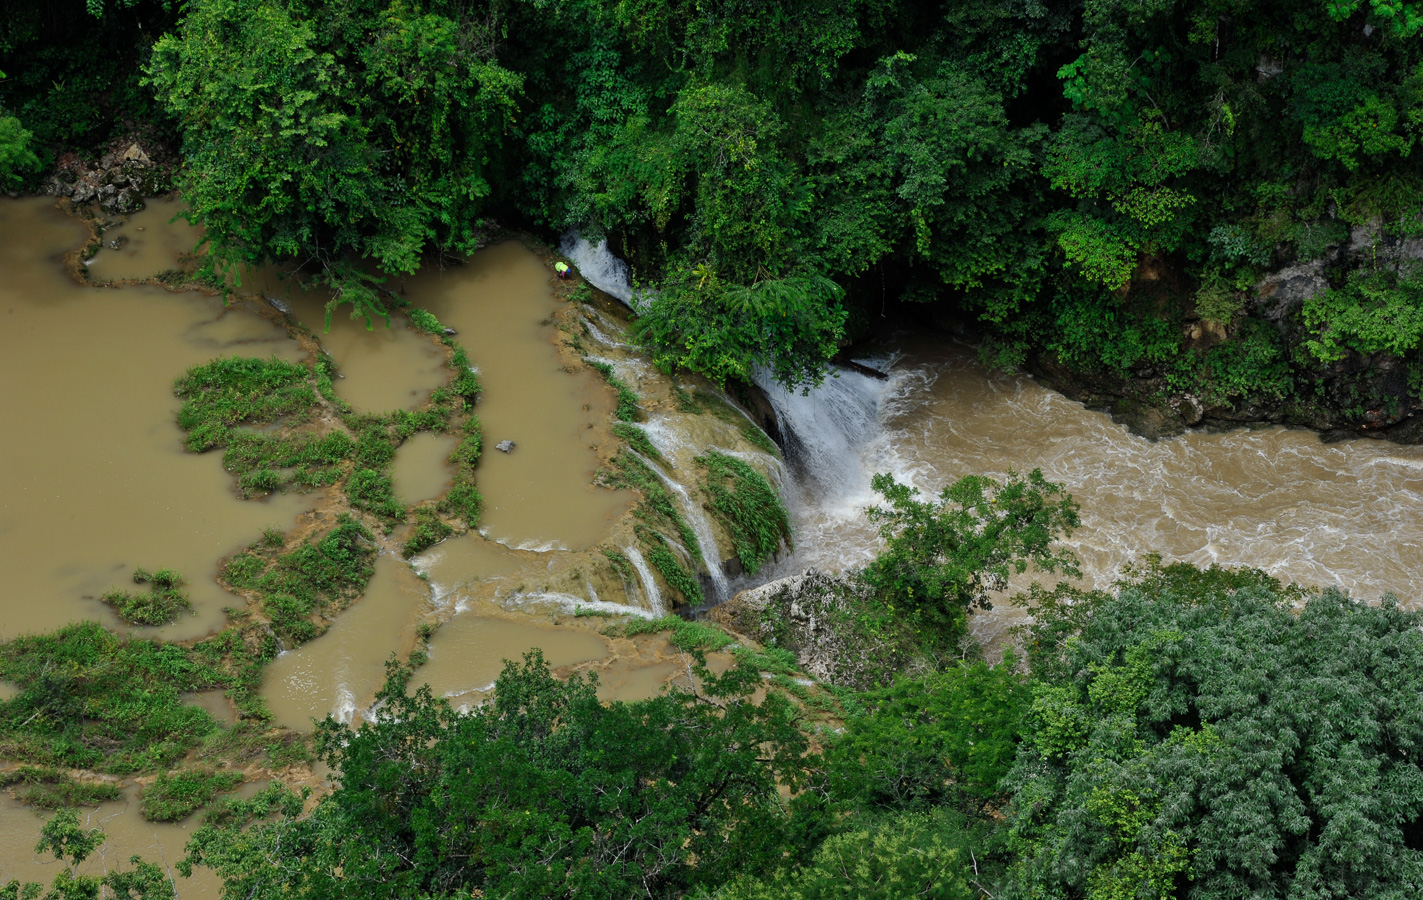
{"left": 560, "top": 231, "right": 648, "bottom": 311}
{"left": 628, "top": 449, "right": 732, "bottom": 604}
{"left": 624, "top": 546, "right": 665, "bottom": 616}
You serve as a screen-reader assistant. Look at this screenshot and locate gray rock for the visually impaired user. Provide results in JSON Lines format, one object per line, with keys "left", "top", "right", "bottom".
{"left": 710, "top": 570, "right": 907, "bottom": 689}
{"left": 495, "top": 440, "right": 516, "bottom": 453}
{"left": 101, "top": 187, "right": 145, "bottom": 215}
{"left": 105, "top": 235, "right": 129, "bottom": 251}
{"left": 265, "top": 295, "right": 291, "bottom": 314}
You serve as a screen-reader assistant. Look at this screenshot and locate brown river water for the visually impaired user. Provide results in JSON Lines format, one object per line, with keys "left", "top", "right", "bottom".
{"left": 4, "top": 197, "right": 1423, "bottom": 892}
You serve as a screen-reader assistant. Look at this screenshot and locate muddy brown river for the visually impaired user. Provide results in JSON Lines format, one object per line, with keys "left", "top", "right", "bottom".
{"left": 3, "top": 197, "right": 1422, "bottom": 891}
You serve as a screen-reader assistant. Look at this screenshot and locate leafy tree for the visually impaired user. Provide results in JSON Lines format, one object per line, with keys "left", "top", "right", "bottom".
{"left": 146, "top": 0, "right": 523, "bottom": 327}
{"left": 825, "top": 659, "right": 1031, "bottom": 814}
{"left": 0, "top": 70, "right": 38, "bottom": 188}
{"left": 182, "top": 653, "right": 814, "bottom": 898}
{"left": 715, "top": 808, "right": 984, "bottom": 900}
{"left": 1006, "top": 563, "right": 1423, "bottom": 899}
{"left": 862, "top": 470, "right": 1080, "bottom": 647}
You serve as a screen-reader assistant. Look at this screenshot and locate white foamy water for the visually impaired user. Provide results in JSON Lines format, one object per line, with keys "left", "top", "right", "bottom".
{"left": 560, "top": 230, "right": 650, "bottom": 310}
{"left": 753, "top": 336, "right": 1423, "bottom": 647}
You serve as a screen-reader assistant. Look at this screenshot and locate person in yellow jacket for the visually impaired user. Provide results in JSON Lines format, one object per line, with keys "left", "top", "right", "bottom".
{"left": 554, "top": 261, "right": 570, "bottom": 279}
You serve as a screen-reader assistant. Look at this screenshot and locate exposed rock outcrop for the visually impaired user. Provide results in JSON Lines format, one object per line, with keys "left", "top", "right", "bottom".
{"left": 46, "top": 140, "right": 172, "bottom": 215}
{"left": 708, "top": 569, "right": 908, "bottom": 689}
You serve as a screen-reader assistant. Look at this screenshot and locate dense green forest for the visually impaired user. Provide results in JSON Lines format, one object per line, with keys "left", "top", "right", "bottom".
{"left": 4, "top": 0, "right": 1423, "bottom": 413}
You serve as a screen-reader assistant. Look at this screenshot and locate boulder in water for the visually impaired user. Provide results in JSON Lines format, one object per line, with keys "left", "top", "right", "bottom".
{"left": 495, "top": 440, "right": 516, "bottom": 453}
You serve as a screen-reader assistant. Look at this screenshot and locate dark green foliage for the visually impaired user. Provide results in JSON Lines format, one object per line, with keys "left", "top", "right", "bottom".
{"left": 716, "top": 808, "right": 986, "bottom": 900}
{"left": 586, "top": 359, "right": 641, "bottom": 422}
{"left": 0, "top": 767, "right": 122, "bottom": 810}
{"left": 182, "top": 654, "right": 812, "bottom": 898}
{"left": 223, "top": 429, "right": 352, "bottom": 496}
{"left": 697, "top": 451, "right": 791, "bottom": 576}
{"left": 346, "top": 468, "right": 403, "bottom": 520}
{"left": 1305, "top": 263, "right": 1423, "bottom": 362}
{"left": 402, "top": 508, "right": 453, "bottom": 559}
{"left": 141, "top": 768, "right": 243, "bottom": 822}
{"left": 1007, "top": 566, "right": 1423, "bottom": 899}
{"left": 147, "top": 0, "right": 523, "bottom": 327}
{"left": 0, "top": 622, "right": 228, "bottom": 774}
{"left": 825, "top": 661, "right": 1029, "bottom": 815}
{"left": 863, "top": 470, "right": 1080, "bottom": 647}
{"left": 447, "top": 343, "right": 482, "bottom": 401}
{"left": 101, "top": 567, "right": 193, "bottom": 626}
{"left": 173, "top": 357, "right": 316, "bottom": 452}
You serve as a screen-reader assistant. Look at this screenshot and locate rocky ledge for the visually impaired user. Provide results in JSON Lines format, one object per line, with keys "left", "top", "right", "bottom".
{"left": 45, "top": 139, "right": 173, "bottom": 215}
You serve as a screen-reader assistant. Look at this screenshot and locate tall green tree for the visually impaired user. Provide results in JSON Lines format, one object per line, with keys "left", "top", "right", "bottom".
{"left": 182, "top": 654, "right": 813, "bottom": 899}
{"left": 146, "top": 0, "right": 523, "bottom": 327}
{"left": 1007, "top": 563, "right": 1423, "bottom": 899}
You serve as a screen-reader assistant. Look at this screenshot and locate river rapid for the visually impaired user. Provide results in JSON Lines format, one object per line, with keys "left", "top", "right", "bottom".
{"left": 0, "top": 199, "right": 1420, "bottom": 890}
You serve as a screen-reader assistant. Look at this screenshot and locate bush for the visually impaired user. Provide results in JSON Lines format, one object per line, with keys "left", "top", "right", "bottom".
{"left": 142, "top": 768, "right": 243, "bottom": 822}
{"left": 101, "top": 567, "right": 193, "bottom": 626}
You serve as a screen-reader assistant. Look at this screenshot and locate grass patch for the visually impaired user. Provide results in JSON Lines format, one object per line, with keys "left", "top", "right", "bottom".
{"left": 347, "top": 469, "right": 404, "bottom": 520}
{"left": 731, "top": 645, "right": 802, "bottom": 677}
{"left": 586, "top": 358, "right": 641, "bottom": 422}
{"left": 224, "top": 430, "right": 352, "bottom": 496}
{"left": 227, "top": 516, "right": 377, "bottom": 649}
{"left": 447, "top": 343, "right": 482, "bottom": 400}
{"left": 174, "top": 357, "right": 317, "bottom": 452}
{"left": 639, "top": 527, "right": 704, "bottom": 606}
{"left": 403, "top": 508, "right": 454, "bottom": 558}
{"left": 449, "top": 416, "right": 483, "bottom": 469}
{"left": 602, "top": 549, "right": 635, "bottom": 583}
{"left": 101, "top": 567, "right": 194, "bottom": 626}
{"left": 697, "top": 451, "right": 791, "bottom": 576}
{"left": 407, "top": 308, "right": 446, "bottom": 335}
{"left": 612, "top": 422, "right": 662, "bottom": 461}
{"left": 141, "top": 767, "right": 243, "bottom": 822}
{"left": 686, "top": 388, "right": 780, "bottom": 457}
{"left": 0, "top": 622, "right": 229, "bottom": 774}
{"left": 0, "top": 767, "right": 123, "bottom": 809}
{"left": 620, "top": 615, "right": 735, "bottom": 652}
{"left": 601, "top": 451, "right": 700, "bottom": 558}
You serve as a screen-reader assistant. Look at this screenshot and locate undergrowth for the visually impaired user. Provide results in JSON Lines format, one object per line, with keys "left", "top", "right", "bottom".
{"left": 403, "top": 507, "right": 454, "bottom": 558}
{"left": 697, "top": 451, "right": 791, "bottom": 576}
{"left": 142, "top": 767, "right": 243, "bottom": 822}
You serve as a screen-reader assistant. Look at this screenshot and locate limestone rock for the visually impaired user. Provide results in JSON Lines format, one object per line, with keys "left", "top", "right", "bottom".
{"left": 495, "top": 440, "right": 516, "bottom": 453}
{"left": 710, "top": 569, "right": 906, "bottom": 689}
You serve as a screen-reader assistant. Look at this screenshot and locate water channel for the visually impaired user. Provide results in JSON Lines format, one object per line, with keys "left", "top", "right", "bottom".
{"left": 2, "top": 198, "right": 1422, "bottom": 891}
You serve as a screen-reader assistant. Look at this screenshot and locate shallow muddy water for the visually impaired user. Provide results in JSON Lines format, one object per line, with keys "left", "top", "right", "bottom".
{"left": 0, "top": 198, "right": 311, "bottom": 641}
{"left": 393, "top": 243, "right": 633, "bottom": 551}
{"left": 240, "top": 265, "right": 451, "bottom": 413}
{"left": 262, "top": 555, "right": 431, "bottom": 730}
{"left": 419, "top": 614, "right": 611, "bottom": 707}
{"left": 84, "top": 196, "right": 200, "bottom": 282}
{"left": 0, "top": 787, "right": 221, "bottom": 896}
{"left": 758, "top": 337, "right": 1423, "bottom": 648}
{"left": 392, "top": 431, "right": 456, "bottom": 505}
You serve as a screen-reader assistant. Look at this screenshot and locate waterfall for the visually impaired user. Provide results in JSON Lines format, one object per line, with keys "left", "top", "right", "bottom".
{"left": 752, "top": 365, "right": 891, "bottom": 507}
{"left": 628, "top": 450, "right": 731, "bottom": 604}
{"left": 560, "top": 231, "right": 650, "bottom": 311}
{"left": 624, "top": 546, "right": 664, "bottom": 616}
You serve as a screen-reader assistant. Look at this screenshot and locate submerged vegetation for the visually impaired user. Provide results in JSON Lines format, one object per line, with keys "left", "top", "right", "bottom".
{"left": 697, "top": 451, "right": 791, "bottom": 576}
{"left": 101, "top": 566, "right": 193, "bottom": 626}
